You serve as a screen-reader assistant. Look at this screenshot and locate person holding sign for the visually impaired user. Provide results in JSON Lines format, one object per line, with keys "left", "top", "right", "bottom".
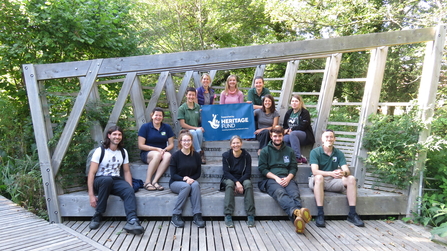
{"left": 222, "top": 135, "right": 256, "bottom": 228}
{"left": 220, "top": 74, "right": 244, "bottom": 104}
{"left": 196, "top": 73, "right": 216, "bottom": 105}
{"left": 178, "top": 87, "right": 206, "bottom": 164}
{"left": 254, "top": 94, "right": 279, "bottom": 156}
{"left": 283, "top": 95, "right": 315, "bottom": 164}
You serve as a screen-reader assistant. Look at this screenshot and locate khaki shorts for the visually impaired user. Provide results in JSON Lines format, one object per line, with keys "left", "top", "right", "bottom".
{"left": 308, "top": 175, "right": 347, "bottom": 194}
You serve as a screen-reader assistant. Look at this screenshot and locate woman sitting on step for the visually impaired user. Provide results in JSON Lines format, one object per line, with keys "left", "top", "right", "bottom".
{"left": 169, "top": 130, "right": 205, "bottom": 228}
{"left": 254, "top": 94, "right": 279, "bottom": 156}
{"left": 138, "top": 107, "right": 174, "bottom": 191}
{"left": 222, "top": 135, "right": 256, "bottom": 228}
{"left": 283, "top": 95, "right": 315, "bottom": 164}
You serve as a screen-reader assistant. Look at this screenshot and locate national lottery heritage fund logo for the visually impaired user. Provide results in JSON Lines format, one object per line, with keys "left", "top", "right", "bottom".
{"left": 208, "top": 114, "right": 249, "bottom": 131}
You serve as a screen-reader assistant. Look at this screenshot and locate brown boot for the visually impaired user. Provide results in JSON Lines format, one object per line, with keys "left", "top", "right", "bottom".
{"left": 294, "top": 208, "right": 312, "bottom": 223}
{"left": 200, "top": 150, "right": 206, "bottom": 164}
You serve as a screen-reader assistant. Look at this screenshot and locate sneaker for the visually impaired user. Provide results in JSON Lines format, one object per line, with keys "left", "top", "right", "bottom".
{"left": 296, "top": 157, "right": 303, "bottom": 164}
{"left": 293, "top": 208, "right": 312, "bottom": 223}
{"left": 347, "top": 213, "right": 365, "bottom": 227}
{"left": 315, "top": 214, "right": 326, "bottom": 227}
{"left": 300, "top": 156, "right": 308, "bottom": 164}
{"left": 200, "top": 151, "right": 206, "bottom": 164}
{"left": 124, "top": 218, "right": 145, "bottom": 235}
{"left": 225, "top": 215, "right": 234, "bottom": 228}
{"left": 193, "top": 213, "right": 205, "bottom": 228}
{"left": 247, "top": 216, "right": 255, "bottom": 228}
{"left": 171, "top": 214, "right": 185, "bottom": 228}
{"left": 294, "top": 216, "right": 306, "bottom": 234}
{"left": 89, "top": 212, "right": 102, "bottom": 230}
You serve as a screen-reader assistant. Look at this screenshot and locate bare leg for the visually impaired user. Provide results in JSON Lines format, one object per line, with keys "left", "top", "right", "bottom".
{"left": 343, "top": 176, "right": 357, "bottom": 206}
{"left": 145, "top": 151, "right": 163, "bottom": 185}
{"left": 152, "top": 152, "right": 171, "bottom": 184}
{"left": 313, "top": 175, "right": 325, "bottom": 206}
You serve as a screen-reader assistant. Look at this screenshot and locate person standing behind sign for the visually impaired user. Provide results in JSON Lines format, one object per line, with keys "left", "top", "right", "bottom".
{"left": 178, "top": 87, "right": 206, "bottom": 164}
{"left": 222, "top": 135, "right": 256, "bottom": 228}
{"left": 138, "top": 107, "right": 175, "bottom": 191}
{"left": 247, "top": 76, "right": 271, "bottom": 110}
{"left": 220, "top": 74, "right": 244, "bottom": 104}
{"left": 169, "top": 130, "right": 205, "bottom": 228}
{"left": 196, "top": 73, "right": 216, "bottom": 105}
{"left": 254, "top": 94, "right": 279, "bottom": 156}
{"left": 283, "top": 95, "right": 315, "bottom": 164}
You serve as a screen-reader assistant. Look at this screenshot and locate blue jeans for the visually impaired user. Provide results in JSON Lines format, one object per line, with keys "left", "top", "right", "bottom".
{"left": 265, "top": 178, "right": 302, "bottom": 221}
{"left": 170, "top": 181, "right": 202, "bottom": 215}
{"left": 284, "top": 130, "right": 306, "bottom": 157}
{"left": 189, "top": 129, "right": 203, "bottom": 152}
{"left": 93, "top": 176, "right": 138, "bottom": 221}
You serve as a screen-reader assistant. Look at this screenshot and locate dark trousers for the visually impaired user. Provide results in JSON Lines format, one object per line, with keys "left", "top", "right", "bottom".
{"left": 256, "top": 129, "right": 270, "bottom": 150}
{"left": 265, "top": 178, "right": 302, "bottom": 221}
{"left": 93, "top": 176, "right": 137, "bottom": 221}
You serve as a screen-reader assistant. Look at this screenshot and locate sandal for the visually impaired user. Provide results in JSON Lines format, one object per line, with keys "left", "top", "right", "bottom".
{"left": 153, "top": 183, "right": 164, "bottom": 191}
{"left": 144, "top": 183, "right": 156, "bottom": 191}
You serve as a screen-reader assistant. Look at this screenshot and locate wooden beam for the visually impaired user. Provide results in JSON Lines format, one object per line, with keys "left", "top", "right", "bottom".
{"left": 22, "top": 64, "right": 61, "bottom": 223}
{"left": 278, "top": 60, "right": 300, "bottom": 121}
{"left": 252, "top": 65, "right": 266, "bottom": 87}
{"left": 33, "top": 28, "right": 437, "bottom": 80}
{"left": 130, "top": 76, "right": 147, "bottom": 130}
{"left": 50, "top": 59, "right": 103, "bottom": 174}
{"left": 177, "top": 71, "right": 193, "bottom": 105}
{"left": 84, "top": 77, "right": 104, "bottom": 145}
{"left": 145, "top": 72, "right": 169, "bottom": 119}
{"left": 352, "top": 47, "right": 389, "bottom": 184}
{"left": 165, "top": 75, "right": 181, "bottom": 134}
{"left": 314, "top": 54, "right": 342, "bottom": 147}
{"left": 38, "top": 81, "right": 54, "bottom": 140}
{"left": 103, "top": 72, "right": 137, "bottom": 133}
{"left": 407, "top": 24, "right": 447, "bottom": 217}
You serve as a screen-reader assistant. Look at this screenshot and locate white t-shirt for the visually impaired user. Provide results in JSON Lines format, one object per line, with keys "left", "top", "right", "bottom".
{"left": 91, "top": 147, "right": 129, "bottom": 177}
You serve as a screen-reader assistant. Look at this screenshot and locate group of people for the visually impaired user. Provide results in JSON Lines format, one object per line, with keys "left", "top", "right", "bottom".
{"left": 86, "top": 74, "right": 364, "bottom": 235}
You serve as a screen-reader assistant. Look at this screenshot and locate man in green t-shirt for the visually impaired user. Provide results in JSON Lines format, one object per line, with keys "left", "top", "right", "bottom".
{"left": 309, "top": 129, "right": 364, "bottom": 228}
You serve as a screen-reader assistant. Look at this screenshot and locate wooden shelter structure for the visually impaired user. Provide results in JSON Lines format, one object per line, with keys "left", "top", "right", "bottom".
{"left": 23, "top": 26, "right": 446, "bottom": 223}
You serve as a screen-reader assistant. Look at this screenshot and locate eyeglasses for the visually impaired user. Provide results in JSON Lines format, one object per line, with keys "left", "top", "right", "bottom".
{"left": 182, "top": 140, "right": 192, "bottom": 142}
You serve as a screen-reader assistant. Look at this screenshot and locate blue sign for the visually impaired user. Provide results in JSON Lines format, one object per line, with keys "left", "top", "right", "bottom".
{"left": 201, "top": 103, "right": 255, "bottom": 141}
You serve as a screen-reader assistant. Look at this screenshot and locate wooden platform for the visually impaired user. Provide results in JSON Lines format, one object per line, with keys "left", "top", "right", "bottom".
{"left": 64, "top": 218, "right": 447, "bottom": 251}
{"left": 59, "top": 140, "right": 408, "bottom": 218}
{"left": 0, "top": 195, "right": 109, "bottom": 251}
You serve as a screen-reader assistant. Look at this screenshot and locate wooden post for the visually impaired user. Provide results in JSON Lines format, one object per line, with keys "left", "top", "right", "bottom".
{"left": 407, "top": 24, "right": 447, "bottom": 217}
{"left": 353, "top": 47, "right": 389, "bottom": 184}
{"left": 145, "top": 71, "right": 169, "bottom": 120}
{"left": 165, "top": 75, "right": 181, "bottom": 134}
{"left": 85, "top": 77, "right": 104, "bottom": 145}
{"left": 278, "top": 60, "right": 300, "bottom": 120}
{"left": 23, "top": 64, "right": 61, "bottom": 223}
{"left": 313, "top": 54, "right": 342, "bottom": 145}
{"left": 177, "top": 71, "right": 193, "bottom": 105}
{"left": 252, "top": 65, "right": 266, "bottom": 87}
{"left": 131, "top": 76, "right": 148, "bottom": 130}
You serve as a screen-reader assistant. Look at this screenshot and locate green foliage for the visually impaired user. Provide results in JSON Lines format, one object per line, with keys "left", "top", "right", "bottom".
{"left": 409, "top": 194, "right": 447, "bottom": 238}
{"left": 0, "top": 153, "right": 47, "bottom": 219}
{"left": 362, "top": 110, "right": 423, "bottom": 189}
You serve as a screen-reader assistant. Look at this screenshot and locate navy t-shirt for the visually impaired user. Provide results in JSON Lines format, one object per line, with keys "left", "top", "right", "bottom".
{"left": 138, "top": 122, "right": 175, "bottom": 150}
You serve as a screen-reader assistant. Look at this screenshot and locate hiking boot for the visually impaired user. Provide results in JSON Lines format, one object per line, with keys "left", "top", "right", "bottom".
{"left": 247, "top": 216, "right": 255, "bottom": 228}
{"left": 200, "top": 151, "right": 206, "bottom": 164}
{"left": 293, "top": 208, "right": 312, "bottom": 223}
{"left": 171, "top": 214, "right": 185, "bottom": 228}
{"left": 347, "top": 213, "right": 365, "bottom": 227}
{"left": 294, "top": 216, "right": 306, "bottom": 234}
{"left": 193, "top": 213, "right": 205, "bottom": 228}
{"left": 124, "top": 218, "right": 145, "bottom": 235}
{"left": 315, "top": 214, "right": 326, "bottom": 228}
{"left": 89, "top": 212, "right": 102, "bottom": 230}
{"left": 225, "top": 215, "right": 234, "bottom": 228}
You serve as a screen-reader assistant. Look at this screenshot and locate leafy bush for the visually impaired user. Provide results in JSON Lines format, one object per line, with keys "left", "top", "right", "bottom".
{"left": 362, "top": 111, "right": 423, "bottom": 189}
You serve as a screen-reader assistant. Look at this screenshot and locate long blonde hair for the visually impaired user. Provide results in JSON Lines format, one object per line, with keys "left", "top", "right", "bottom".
{"left": 291, "top": 94, "right": 306, "bottom": 110}
{"left": 224, "top": 74, "right": 239, "bottom": 96}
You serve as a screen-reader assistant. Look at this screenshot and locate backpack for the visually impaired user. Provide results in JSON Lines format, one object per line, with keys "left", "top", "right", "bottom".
{"left": 85, "top": 145, "right": 125, "bottom": 177}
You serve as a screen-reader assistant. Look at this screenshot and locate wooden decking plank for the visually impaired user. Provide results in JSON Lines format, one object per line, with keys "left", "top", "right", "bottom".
{"left": 160, "top": 221, "right": 177, "bottom": 251}
{"left": 211, "top": 220, "right": 224, "bottom": 251}
{"left": 251, "top": 220, "right": 276, "bottom": 250}
{"left": 273, "top": 220, "right": 321, "bottom": 251}
{"left": 96, "top": 220, "right": 121, "bottom": 246}
{"left": 266, "top": 220, "right": 301, "bottom": 250}
{"left": 324, "top": 219, "right": 366, "bottom": 250}
{"left": 90, "top": 220, "right": 114, "bottom": 242}
{"left": 330, "top": 220, "right": 383, "bottom": 251}
{"left": 341, "top": 220, "right": 394, "bottom": 250}
{"left": 362, "top": 221, "right": 407, "bottom": 250}
{"left": 117, "top": 232, "right": 137, "bottom": 251}
{"left": 307, "top": 221, "right": 347, "bottom": 251}
{"left": 392, "top": 220, "right": 433, "bottom": 239}
{"left": 180, "top": 221, "right": 192, "bottom": 250}
{"left": 226, "top": 224, "right": 243, "bottom": 251}
{"left": 198, "top": 224, "right": 208, "bottom": 251}
{"left": 109, "top": 221, "right": 137, "bottom": 250}
{"left": 190, "top": 221, "right": 201, "bottom": 251}
{"left": 235, "top": 221, "right": 258, "bottom": 250}
{"left": 372, "top": 220, "right": 439, "bottom": 250}
{"left": 303, "top": 221, "right": 341, "bottom": 251}
{"left": 219, "top": 220, "right": 235, "bottom": 250}
{"left": 263, "top": 220, "right": 294, "bottom": 250}
{"left": 247, "top": 220, "right": 268, "bottom": 250}
{"left": 20, "top": 237, "right": 84, "bottom": 251}
{"left": 2, "top": 233, "right": 69, "bottom": 250}
{"left": 0, "top": 225, "right": 61, "bottom": 244}
{"left": 172, "top": 223, "right": 185, "bottom": 251}
{"left": 204, "top": 220, "right": 216, "bottom": 251}
{"left": 153, "top": 221, "right": 170, "bottom": 251}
